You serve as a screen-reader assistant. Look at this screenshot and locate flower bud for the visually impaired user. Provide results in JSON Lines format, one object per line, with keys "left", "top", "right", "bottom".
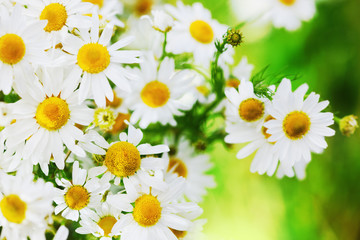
{"left": 141, "top": 10, "right": 174, "bottom": 33}
{"left": 226, "top": 28, "right": 243, "bottom": 47}
{"left": 340, "top": 115, "right": 358, "bottom": 137}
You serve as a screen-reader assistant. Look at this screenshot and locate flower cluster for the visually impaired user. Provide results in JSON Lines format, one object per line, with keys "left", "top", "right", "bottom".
{"left": 0, "top": 0, "right": 354, "bottom": 239}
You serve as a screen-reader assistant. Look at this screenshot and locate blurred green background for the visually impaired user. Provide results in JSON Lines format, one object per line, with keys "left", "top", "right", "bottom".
{"left": 179, "top": 0, "right": 360, "bottom": 239}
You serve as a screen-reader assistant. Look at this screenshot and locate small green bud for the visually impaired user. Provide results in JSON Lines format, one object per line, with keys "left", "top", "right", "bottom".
{"left": 339, "top": 115, "right": 358, "bottom": 137}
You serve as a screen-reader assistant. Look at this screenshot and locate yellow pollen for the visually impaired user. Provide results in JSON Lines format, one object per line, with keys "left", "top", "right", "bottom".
{"left": 104, "top": 142, "right": 141, "bottom": 177}
{"left": 36, "top": 97, "right": 70, "bottom": 131}
{"left": 110, "top": 113, "right": 130, "bottom": 134}
{"left": 170, "top": 228, "right": 188, "bottom": 239}
{"left": 133, "top": 194, "right": 161, "bottom": 227}
{"left": 280, "top": 0, "right": 296, "bottom": 6}
{"left": 77, "top": 43, "right": 110, "bottom": 74}
{"left": 0, "top": 34, "right": 26, "bottom": 65}
{"left": 40, "top": 3, "right": 68, "bottom": 32}
{"left": 82, "top": 0, "right": 104, "bottom": 7}
{"left": 226, "top": 78, "right": 240, "bottom": 88}
{"left": 0, "top": 194, "right": 27, "bottom": 224}
{"left": 106, "top": 91, "right": 123, "bottom": 108}
{"left": 141, "top": 81, "right": 170, "bottom": 108}
{"left": 94, "top": 108, "right": 115, "bottom": 130}
{"left": 239, "top": 98, "right": 264, "bottom": 122}
{"left": 98, "top": 216, "right": 117, "bottom": 236}
{"left": 262, "top": 115, "right": 276, "bottom": 143}
{"left": 64, "top": 185, "right": 90, "bottom": 210}
{"left": 189, "top": 20, "right": 214, "bottom": 44}
{"left": 283, "top": 111, "right": 311, "bottom": 140}
{"left": 196, "top": 85, "right": 210, "bottom": 97}
{"left": 168, "top": 157, "right": 188, "bottom": 178}
{"left": 135, "top": 0, "right": 154, "bottom": 16}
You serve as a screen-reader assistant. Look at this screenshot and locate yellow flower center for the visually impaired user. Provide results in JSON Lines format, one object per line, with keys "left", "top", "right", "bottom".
{"left": 168, "top": 157, "right": 188, "bottom": 178}
{"left": 0, "top": 194, "right": 27, "bottom": 224}
{"left": 82, "top": 0, "right": 104, "bottom": 7}
{"left": 238, "top": 98, "right": 264, "bottom": 122}
{"left": 141, "top": 81, "right": 170, "bottom": 108}
{"left": 133, "top": 194, "right": 161, "bottom": 227}
{"left": 104, "top": 142, "right": 141, "bottom": 177}
{"left": 280, "top": 0, "right": 296, "bottom": 6}
{"left": 262, "top": 115, "right": 276, "bottom": 143}
{"left": 0, "top": 34, "right": 26, "bottom": 65}
{"left": 40, "top": 3, "right": 68, "bottom": 32}
{"left": 64, "top": 185, "right": 90, "bottom": 210}
{"left": 98, "top": 216, "right": 117, "bottom": 237}
{"left": 283, "top": 111, "right": 311, "bottom": 140}
{"left": 110, "top": 113, "right": 130, "bottom": 134}
{"left": 94, "top": 108, "right": 115, "bottom": 130}
{"left": 135, "top": 0, "right": 154, "bottom": 16}
{"left": 170, "top": 228, "right": 188, "bottom": 239}
{"left": 36, "top": 97, "right": 70, "bottom": 131}
{"left": 189, "top": 20, "right": 214, "bottom": 44}
{"left": 77, "top": 43, "right": 110, "bottom": 74}
{"left": 196, "top": 85, "right": 210, "bottom": 97}
{"left": 226, "top": 78, "right": 240, "bottom": 88}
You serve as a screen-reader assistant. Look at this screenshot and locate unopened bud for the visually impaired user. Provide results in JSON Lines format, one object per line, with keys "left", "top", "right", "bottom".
{"left": 340, "top": 115, "right": 358, "bottom": 137}
{"left": 226, "top": 29, "right": 243, "bottom": 47}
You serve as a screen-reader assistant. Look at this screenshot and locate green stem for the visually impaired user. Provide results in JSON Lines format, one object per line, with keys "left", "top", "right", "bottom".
{"left": 160, "top": 32, "right": 168, "bottom": 61}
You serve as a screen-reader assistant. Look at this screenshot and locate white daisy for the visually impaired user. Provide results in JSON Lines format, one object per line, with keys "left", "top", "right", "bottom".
{"left": 23, "top": 0, "right": 92, "bottom": 44}
{"left": 76, "top": 202, "right": 123, "bottom": 239}
{"left": 0, "top": 102, "right": 13, "bottom": 128}
{"left": 230, "top": 56, "right": 254, "bottom": 84}
{"left": 62, "top": 14, "right": 141, "bottom": 107}
{"left": 165, "top": 138, "right": 216, "bottom": 202}
{"left": 225, "top": 80, "right": 268, "bottom": 126}
{"left": 126, "top": 53, "right": 195, "bottom": 128}
{"left": 1, "top": 67, "right": 94, "bottom": 174}
{"left": 267, "top": 0, "right": 316, "bottom": 31}
{"left": 108, "top": 177, "right": 202, "bottom": 240}
{"left": 166, "top": 1, "right": 234, "bottom": 69}
{"left": 0, "top": 171, "right": 54, "bottom": 240}
{"left": 85, "top": 0, "right": 124, "bottom": 28}
{"left": 0, "top": 5, "right": 50, "bottom": 94}
{"left": 88, "top": 123, "right": 169, "bottom": 191}
{"left": 54, "top": 161, "right": 110, "bottom": 221}
{"left": 142, "top": 9, "right": 174, "bottom": 33}
{"left": 264, "top": 78, "right": 335, "bottom": 169}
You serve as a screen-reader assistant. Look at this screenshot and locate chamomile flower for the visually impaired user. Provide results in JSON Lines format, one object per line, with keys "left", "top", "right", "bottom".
{"left": 23, "top": 0, "right": 92, "bottom": 44}
{"left": 268, "top": 0, "right": 316, "bottom": 31}
{"left": 230, "top": 56, "right": 254, "bottom": 85}
{"left": 62, "top": 14, "right": 141, "bottom": 107}
{"left": 76, "top": 202, "right": 123, "bottom": 239}
{"left": 165, "top": 139, "right": 216, "bottom": 202}
{"left": 142, "top": 9, "right": 174, "bottom": 33}
{"left": 225, "top": 80, "right": 268, "bottom": 126}
{"left": 125, "top": 54, "right": 194, "bottom": 128}
{"left": 85, "top": 0, "right": 124, "bottom": 28}
{"left": 166, "top": 1, "right": 233, "bottom": 69}
{"left": 0, "top": 172, "right": 55, "bottom": 240}
{"left": 108, "top": 177, "right": 201, "bottom": 240}
{"left": 89, "top": 123, "right": 169, "bottom": 190}
{"left": 54, "top": 161, "right": 110, "bottom": 221}
{"left": 1, "top": 67, "right": 94, "bottom": 174}
{"left": 0, "top": 5, "right": 50, "bottom": 94}
{"left": 264, "top": 78, "right": 335, "bottom": 169}
{"left": 225, "top": 116, "right": 280, "bottom": 176}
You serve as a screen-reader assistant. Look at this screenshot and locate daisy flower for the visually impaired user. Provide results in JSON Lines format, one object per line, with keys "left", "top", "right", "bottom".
{"left": 166, "top": 1, "right": 233, "bottom": 69}
{"left": 125, "top": 54, "right": 195, "bottom": 128}
{"left": 142, "top": 9, "right": 174, "bottom": 33}
{"left": 225, "top": 80, "right": 268, "bottom": 126}
{"left": 89, "top": 123, "right": 169, "bottom": 191}
{"left": 23, "top": 0, "right": 92, "bottom": 44}
{"left": 0, "top": 172, "right": 55, "bottom": 240}
{"left": 1, "top": 67, "right": 94, "bottom": 174}
{"left": 54, "top": 161, "right": 110, "bottom": 221}
{"left": 62, "top": 14, "right": 141, "bottom": 107}
{"left": 267, "top": 0, "right": 316, "bottom": 31}
{"left": 85, "top": 0, "right": 124, "bottom": 28}
{"left": 227, "top": 56, "right": 254, "bottom": 88}
{"left": 0, "top": 5, "right": 50, "bottom": 94}
{"left": 76, "top": 202, "right": 123, "bottom": 239}
{"left": 224, "top": 115, "right": 280, "bottom": 176}
{"left": 264, "top": 78, "right": 335, "bottom": 169}
{"left": 165, "top": 138, "right": 216, "bottom": 202}
{"left": 108, "top": 177, "right": 202, "bottom": 240}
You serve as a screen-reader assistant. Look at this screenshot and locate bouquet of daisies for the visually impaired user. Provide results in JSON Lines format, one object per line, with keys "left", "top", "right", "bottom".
{"left": 0, "top": 0, "right": 357, "bottom": 239}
